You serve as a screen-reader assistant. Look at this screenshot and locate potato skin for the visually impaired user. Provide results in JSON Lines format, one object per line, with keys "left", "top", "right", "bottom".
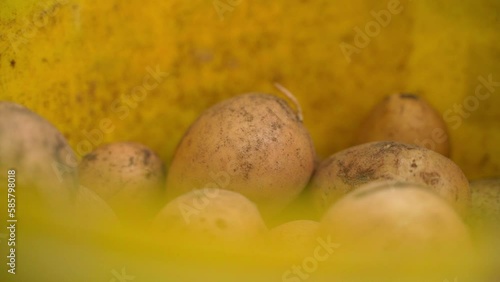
{"left": 354, "top": 93, "right": 450, "bottom": 156}
{"left": 0, "top": 102, "right": 78, "bottom": 214}
{"left": 78, "top": 142, "right": 166, "bottom": 221}
{"left": 73, "top": 185, "right": 119, "bottom": 231}
{"left": 267, "top": 220, "right": 319, "bottom": 258}
{"left": 166, "top": 93, "right": 316, "bottom": 215}
{"left": 152, "top": 189, "right": 267, "bottom": 243}
{"left": 309, "top": 141, "right": 470, "bottom": 216}
{"left": 469, "top": 178, "right": 500, "bottom": 226}
{"left": 468, "top": 178, "right": 500, "bottom": 259}
{"left": 319, "top": 181, "right": 471, "bottom": 254}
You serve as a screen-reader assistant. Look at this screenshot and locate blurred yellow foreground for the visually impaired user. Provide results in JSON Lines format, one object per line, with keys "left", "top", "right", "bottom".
{"left": 1, "top": 0, "right": 499, "bottom": 281}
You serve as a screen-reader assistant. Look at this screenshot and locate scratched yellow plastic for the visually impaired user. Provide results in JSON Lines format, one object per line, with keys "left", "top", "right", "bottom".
{"left": 0, "top": 0, "right": 499, "bottom": 281}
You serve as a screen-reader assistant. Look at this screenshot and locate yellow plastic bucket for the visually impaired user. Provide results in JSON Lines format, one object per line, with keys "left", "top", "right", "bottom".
{"left": 1, "top": 0, "right": 499, "bottom": 281}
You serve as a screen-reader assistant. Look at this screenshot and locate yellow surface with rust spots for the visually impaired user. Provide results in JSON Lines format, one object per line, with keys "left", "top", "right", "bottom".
{"left": 0, "top": 0, "right": 499, "bottom": 180}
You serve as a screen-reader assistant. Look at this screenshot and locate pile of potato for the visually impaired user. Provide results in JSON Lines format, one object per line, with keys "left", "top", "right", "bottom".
{"left": 1, "top": 91, "right": 498, "bottom": 274}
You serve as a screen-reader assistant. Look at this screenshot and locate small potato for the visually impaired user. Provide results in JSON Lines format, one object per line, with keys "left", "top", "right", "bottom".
{"left": 73, "top": 185, "right": 120, "bottom": 231}
{"left": 309, "top": 141, "right": 470, "bottom": 216}
{"left": 78, "top": 142, "right": 166, "bottom": 222}
{"left": 354, "top": 93, "right": 450, "bottom": 156}
{"left": 166, "top": 93, "right": 316, "bottom": 215}
{"left": 468, "top": 178, "right": 500, "bottom": 238}
{"left": 469, "top": 178, "right": 500, "bottom": 222}
{"left": 267, "top": 220, "right": 319, "bottom": 258}
{"left": 0, "top": 102, "right": 77, "bottom": 220}
{"left": 152, "top": 189, "right": 267, "bottom": 244}
{"left": 468, "top": 178, "right": 500, "bottom": 269}
{"left": 319, "top": 181, "right": 471, "bottom": 255}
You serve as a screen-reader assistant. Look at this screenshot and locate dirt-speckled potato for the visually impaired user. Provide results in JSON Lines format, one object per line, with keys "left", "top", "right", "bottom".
{"left": 0, "top": 102, "right": 78, "bottom": 218}
{"left": 166, "top": 93, "right": 316, "bottom": 215}
{"left": 319, "top": 181, "right": 471, "bottom": 254}
{"left": 354, "top": 94, "right": 450, "bottom": 156}
{"left": 152, "top": 189, "right": 267, "bottom": 244}
{"left": 309, "top": 141, "right": 470, "bottom": 216}
{"left": 78, "top": 142, "right": 166, "bottom": 222}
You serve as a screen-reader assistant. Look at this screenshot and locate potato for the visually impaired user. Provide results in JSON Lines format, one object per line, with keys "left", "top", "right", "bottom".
{"left": 469, "top": 178, "right": 500, "bottom": 222}
{"left": 78, "top": 142, "right": 166, "bottom": 222}
{"left": 0, "top": 102, "right": 78, "bottom": 219}
{"left": 166, "top": 93, "right": 316, "bottom": 215}
{"left": 267, "top": 220, "right": 319, "bottom": 258}
{"left": 309, "top": 141, "right": 470, "bottom": 216}
{"left": 73, "top": 185, "right": 120, "bottom": 231}
{"left": 468, "top": 178, "right": 500, "bottom": 240}
{"left": 354, "top": 93, "right": 450, "bottom": 156}
{"left": 468, "top": 178, "right": 500, "bottom": 272}
{"left": 152, "top": 189, "right": 267, "bottom": 244}
{"left": 319, "top": 181, "right": 471, "bottom": 255}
